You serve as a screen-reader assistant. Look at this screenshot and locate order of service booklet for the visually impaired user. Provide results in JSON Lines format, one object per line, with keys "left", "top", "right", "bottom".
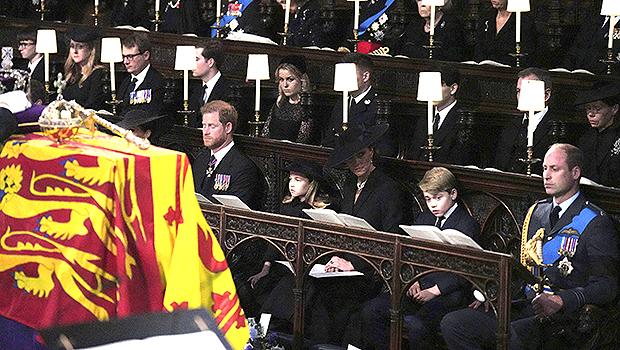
{"left": 212, "top": 194, "right": 251, "bottom": 210}
{"left": 399, "top": 225, "right": 482, "bottom": 250}
{"left": 302, "top": 208, "right": 376, "bottom": 231}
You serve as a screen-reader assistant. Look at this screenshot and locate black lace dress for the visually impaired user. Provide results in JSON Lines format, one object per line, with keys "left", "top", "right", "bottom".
{"left": 261, "top": 99, "right": 314, "bottom": 144}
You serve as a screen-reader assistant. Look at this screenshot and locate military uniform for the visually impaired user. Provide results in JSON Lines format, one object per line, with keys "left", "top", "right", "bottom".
{"left": 440, "top": 193, "right": 618, "bottom": 349}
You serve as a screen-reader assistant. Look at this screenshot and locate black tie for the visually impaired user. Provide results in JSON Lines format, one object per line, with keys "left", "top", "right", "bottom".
{"left": 206, "top": 154, "right": 216, "bottom": 177}
{"left": 202, "top": 84, "right": 209, "bottom": 103}
{"left": 549, "top": 206, "right": 561, "bottom": 228}
{"left": 435, "top": 216, "right": 445, "bottom": 228}
{"left": 433, "top": 113, "right": 440, "bottom": 133}
{"left": 128, "top": 77, "right": 138, "bottom": 92}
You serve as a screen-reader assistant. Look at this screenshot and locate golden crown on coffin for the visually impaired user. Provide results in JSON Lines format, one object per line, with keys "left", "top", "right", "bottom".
{"left": 38, "top": 100, "right": 93, "bottom": 142}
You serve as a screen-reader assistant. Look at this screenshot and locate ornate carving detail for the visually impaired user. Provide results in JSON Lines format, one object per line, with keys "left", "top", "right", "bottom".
{"left": 203, "top": 212, "right": 221, "bottom": 231}
{"left": 303, "top": 245, "right": 317, "bottom": 264}
{"left": 227, "top": 216, "right": 297, "bottom": 240}
{"left": 485, "top": 279, "right": 499, "bottom": 301}
{"left": 380, "top": 259, "right": 393, "bottom": 280}
{"left": 402, "top": 247, "right": 498, "bottom": 279}
{"left": 285, "top": 241, "right": 297, "bottom": 261}
{"left": 305, "top": 229, "right": 393, "bottom": 258}
{"left": 224, "top": 231, "right": 237, "bottom": 250}
{"left": 400, "top": 263, "right": 415, "bottom": 282}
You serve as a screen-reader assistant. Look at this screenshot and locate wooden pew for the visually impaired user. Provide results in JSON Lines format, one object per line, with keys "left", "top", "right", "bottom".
{"left": 202, "top": 203, "right": 514, "bottom": 350}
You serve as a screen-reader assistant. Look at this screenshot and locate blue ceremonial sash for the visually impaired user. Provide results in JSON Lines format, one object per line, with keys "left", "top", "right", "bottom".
{"left": 542, "top": 207, "right": 597, "bottom": 265}
{"left": 358, "top": 0, "right": 396, "bottom": 36}
{"left": 211, "top": 0, "right": 253, "bottom": 37}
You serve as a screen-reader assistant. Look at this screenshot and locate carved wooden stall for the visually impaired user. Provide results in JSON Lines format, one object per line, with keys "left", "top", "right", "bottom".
{"left": 2, "top": 16, "right": 620, "bottom": 154}
{"left": 201, "top": 203, "right": 514, "bottom": 350}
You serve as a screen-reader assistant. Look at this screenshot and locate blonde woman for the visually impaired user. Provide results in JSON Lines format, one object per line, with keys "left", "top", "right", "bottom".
{"left": 261, "top": 55, "right": 314, "bottom": 144}
{"left": 62, "top": 27, "right": 106, "bottom": 110}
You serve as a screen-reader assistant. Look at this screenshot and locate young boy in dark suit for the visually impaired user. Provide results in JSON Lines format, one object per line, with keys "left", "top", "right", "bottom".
{"left": 362, "top": 167, "right": 479, "bottom": 350}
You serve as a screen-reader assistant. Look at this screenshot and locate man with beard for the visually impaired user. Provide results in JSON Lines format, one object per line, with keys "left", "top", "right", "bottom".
{"left": 193, "top": 100, "right": 263, "bottom": 210}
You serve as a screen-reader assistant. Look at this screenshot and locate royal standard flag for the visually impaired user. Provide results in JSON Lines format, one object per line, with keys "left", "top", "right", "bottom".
{"left": 0, "top": 131, "right": 248, "bottom": 349}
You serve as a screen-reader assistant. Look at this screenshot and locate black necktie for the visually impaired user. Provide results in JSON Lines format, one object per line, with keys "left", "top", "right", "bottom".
{"left": 202, "top": 84, "right": 209, "bottom": 103}
{"left": 128, "top": 77, "right": 137, "bottom": 92}
{"left": 549, "top": 206, "right": 561, "bottom": 228}
{"left": 435, "top": 216, "right": 445, "bottom": 228}
{"left": 206, "top": 154, "right": 216, "bottom": 178}
{"left": 433, "top": 113, "right": 440, "bottom": 133}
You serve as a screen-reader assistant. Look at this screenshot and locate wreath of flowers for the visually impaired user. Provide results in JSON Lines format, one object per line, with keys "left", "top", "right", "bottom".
{"left": 243, "top": 318, "right": 284, "bottom": 350}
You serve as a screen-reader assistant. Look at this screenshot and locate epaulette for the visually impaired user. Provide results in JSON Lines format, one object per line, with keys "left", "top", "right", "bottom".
{"left": 584, "top": 200, "right": 606, "bottom": 216}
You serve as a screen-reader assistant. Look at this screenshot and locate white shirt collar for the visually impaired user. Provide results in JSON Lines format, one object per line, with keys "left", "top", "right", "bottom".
{"left": 353, "top": 85, "right": 372, "bottom": 104}
{"left": 444, "top": 202, "right": 458, "bottom": 220}
{"left": 436, "top": 100, "right": 457, "bottom": 129}
{"left": 28, "top": 55, "right": 43, "bottom": 73}
{"left": 204, "top": 71, "right": 222, "bottom": 90}
{"left": 211, "top": 139, "right": 234, "bottom": 168}
{"left": 521, "top": 106, "right": 548, "bottom": 132}
{"left": 553, "top": 191, "right": 579, "bottom": 219}
{"left": 131, "top": 64, "right": 151, "bottom": 90}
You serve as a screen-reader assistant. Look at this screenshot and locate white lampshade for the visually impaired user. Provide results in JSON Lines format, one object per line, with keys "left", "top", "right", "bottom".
{"left": 35, "top": 29, "right": 57, "bottom": 54}
{"left": 246, "top": 54, "right": 270, "bottom": 80}
{"left": 507, "top": 0, "right": 530, "bottom": 12}
{"left": 420, "top": 0, "right": 445, "bottom": 5}
{"left": 417, "top": 72, "right": 442, "bottom": 102}
{"left": 174, "top": 46, "right": 197, "bottom": 70}
{"left": 517, "top": 80, "right": 545, "bottom": 112}
{"left": 334, "top": 63, "right": 358, "bottom": 92}
{"left": 601, "top": 0, "right": 620, "bottom": 16}
{"left": 100, "top": 37, "right": 122, "bottom": 63}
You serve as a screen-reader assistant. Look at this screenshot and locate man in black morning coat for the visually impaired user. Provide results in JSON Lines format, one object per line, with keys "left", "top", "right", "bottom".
{"left": 117, "top": 32, "right": 167, "bottom": 118}
{"left": 406, "top": 64, "right": 476, "bottom": 165}
{"left": 188, "top": 39, "right": 232, "bottom": 128}
{"left": 441, "top": 143, "right": 618, "bottom": 349}
{"left": 192, "top": 100, "right": 263, "bottom": 210}
{"left": 494, "top": 67, "right": 558, "bottom": 175}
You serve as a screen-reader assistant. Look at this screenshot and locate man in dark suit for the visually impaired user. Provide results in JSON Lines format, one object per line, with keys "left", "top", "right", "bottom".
{"left": 16, "top": 26, "right": 44, "bottom": 85}
{"left": 494, "top": 67, "right": 558, "bottom": 175}
{"left": 188, "top": 39, "right": 232, "bottom": 128}
{"left": 407, "top": 64, "right": 476, "bottom": 165}
{"left": 117, "top": 33, "right": 167, "bottom": 120}
{"left": 193, "top": 100, "right": 263, "bottom": 210}
{"left": 441, "top": 143, "right": 618, "bottom": 349}
{"left": 322, "top": 53, "right": 394, "bottom": 156}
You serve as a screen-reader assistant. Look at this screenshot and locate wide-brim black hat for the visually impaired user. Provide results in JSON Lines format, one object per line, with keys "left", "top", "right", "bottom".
{"left": 118, "top": 109, "right": 165, "bottom": 129}
{"left": 574, "top": 81, "right": 620, "bottom": 105}
{"left": 324, "top": 124, "right": 388, "bottom": 169}
{"left": 287, "top": 158, "right": 323, "bottom": 181}
{"left": 66, "top": 26, "right": 101, "bottom": 44}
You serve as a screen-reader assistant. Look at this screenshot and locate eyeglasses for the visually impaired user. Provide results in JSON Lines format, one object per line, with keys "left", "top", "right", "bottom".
{"left": 18, "top": 42, "right": 35, "bottom": 48}
{"left": 122, "top": 52, "right": 144, "bottom": 61}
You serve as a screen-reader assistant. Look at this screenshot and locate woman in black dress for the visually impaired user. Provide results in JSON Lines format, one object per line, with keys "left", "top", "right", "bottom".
{"left": 398, "top": 0, "right": 467, "bottom": 62}
{"left": 261, "top": 55, "right": 314, "bottom": 144}
{"left": 474, "top": 0, "right": 536, "bottom": 66}
{"left": 61, "top": 27, "right": 106, "bottom": 111}
{"left": 305, "top": 124, "right": 413, "bottom": 346}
